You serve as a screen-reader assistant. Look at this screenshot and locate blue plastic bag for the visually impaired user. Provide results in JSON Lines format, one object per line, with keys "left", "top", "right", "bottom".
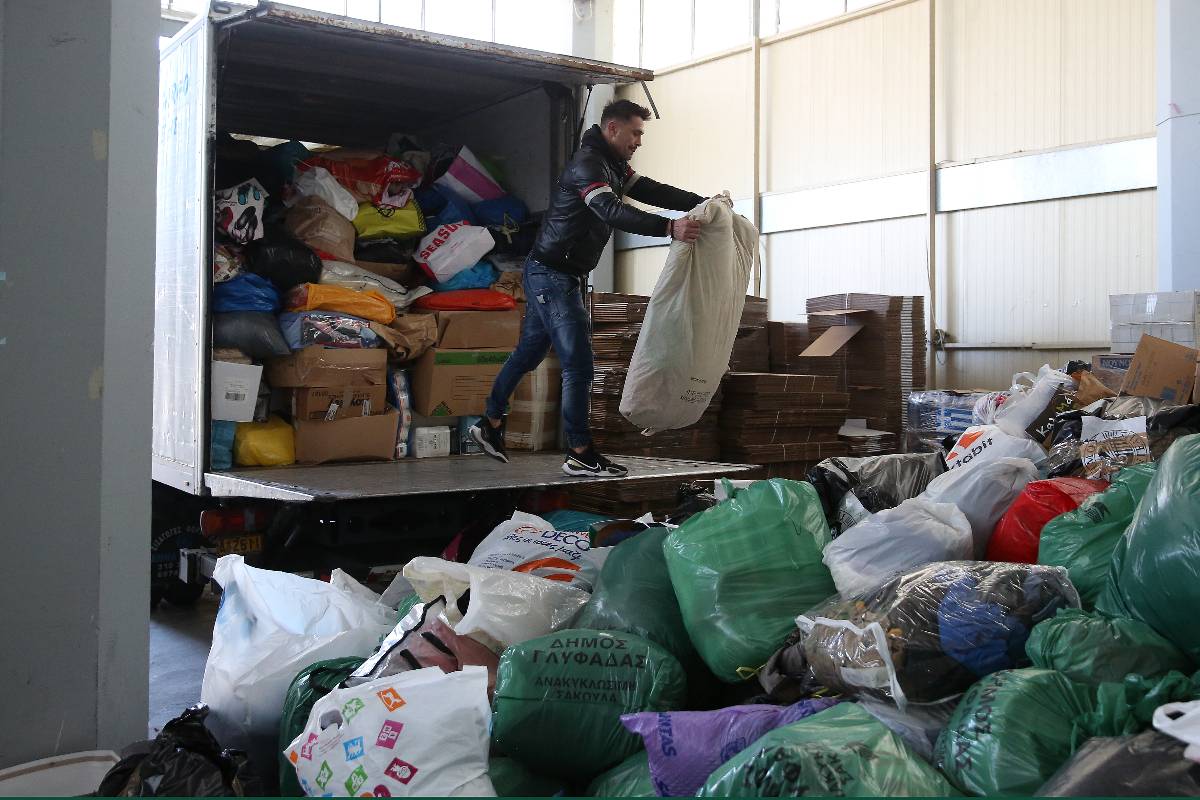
{"left": 415, "top": 186, "right": 477, "bottom": 228}
{"left": 212, "top": 272, "right": 281, "bottom": 313}
{"left": 473, "top": 194, "right": 529, "bottom": 227}
{"left": 432, "top": 261, "right": 499, "bottom": 292}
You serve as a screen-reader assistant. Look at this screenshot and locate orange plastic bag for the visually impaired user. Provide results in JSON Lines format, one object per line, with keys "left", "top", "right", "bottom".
{"left": 285, "top": 283, "right": 396, "bottom": 324}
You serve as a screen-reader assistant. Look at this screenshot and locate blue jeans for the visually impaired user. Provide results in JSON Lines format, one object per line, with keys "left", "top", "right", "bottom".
{"left": 486, "top": 258, "right": 593, "bottom": 449}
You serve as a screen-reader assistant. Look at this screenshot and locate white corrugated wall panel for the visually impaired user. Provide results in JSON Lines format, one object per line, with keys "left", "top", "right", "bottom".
{"left": 763, "top": 0, "right": 928, "bottom": 192}
{"left": 615, "top": 53, "right": 754, "bottom": 198}
{"left": 938, "top": 0, "right": 1154, "bottom": 163}
{"left": 614, "top": 247, "right": 670, "bottom": 295}
{"left": 764, "top": 217, "right": 930, "bottom": 321}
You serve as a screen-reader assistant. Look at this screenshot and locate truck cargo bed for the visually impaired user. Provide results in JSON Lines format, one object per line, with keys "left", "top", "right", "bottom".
{"left": 205, "top": 454, "right": 752, "bottom": 502}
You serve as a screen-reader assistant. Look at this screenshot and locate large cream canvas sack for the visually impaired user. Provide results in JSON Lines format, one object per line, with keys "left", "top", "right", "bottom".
{"left": 619, "top": 193, "right": 756, "bottom": 433}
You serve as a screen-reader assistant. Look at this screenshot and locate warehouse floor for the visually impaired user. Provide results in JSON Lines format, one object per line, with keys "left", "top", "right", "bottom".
{"left": 148, "top": 590, "right": 218, "bottom": 736}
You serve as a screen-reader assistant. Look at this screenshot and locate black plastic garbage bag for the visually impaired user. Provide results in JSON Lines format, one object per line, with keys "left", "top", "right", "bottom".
{"left": 1038, "top": 730, "right": 1200, "bottom": 796}
{"left": 212, "top": 312, "right": 290, "bottom": 360}
{"left": 807, "top": 453, "right": 946, "bottom": 532}
{"left": 243, "top": 234, "right": 321, "bottom": 292}
{"left": 94, "top": 704, "right": 258, "bottom": 796}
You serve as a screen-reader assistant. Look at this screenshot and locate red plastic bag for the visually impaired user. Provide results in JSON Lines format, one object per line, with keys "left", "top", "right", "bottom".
{"left": 300, "top": 151, "right": 421, "bottom": 206}
{"left": 412, "top": 289, "right": 516, "bottom": 311}
{"left": 986, "top": 477, "right": 1108, "bottom": 563}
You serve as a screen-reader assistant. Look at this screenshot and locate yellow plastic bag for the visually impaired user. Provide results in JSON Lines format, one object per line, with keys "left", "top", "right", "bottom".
{"left": 234, "top": 415, "right": 295, "bottom": 467}
{"left": 285, "top": 283, "right": 397, "bottom": 324}
{"left": 353, "top": 200, "right": 426, "bottom": 241}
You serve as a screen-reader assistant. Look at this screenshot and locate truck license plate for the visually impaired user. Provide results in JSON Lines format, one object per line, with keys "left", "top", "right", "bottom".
{"left": 217, "top": 534, "right": 263, "bottom": 556}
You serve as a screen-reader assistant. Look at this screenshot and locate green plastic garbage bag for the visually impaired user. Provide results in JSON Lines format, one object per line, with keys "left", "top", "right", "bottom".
{"left": 277, "top": 656, "right": 365, "bottom": 797}
{"left": 1097, "top": 434, "right": 1200, "bottom": 661}
{"left": 697, "top": 703, "right": 959, "bottom": 797}
{"left": 1038, "top": 463, "right": 1156, "bottom": 608}
{"left": 1076, "top": 670, "right": 1200, "bottom": 741}
{"left": 541, "top": 508, "right": 611, "bottom": 533}
{"left": 574, "top": 528, "right": 695, "bottom": 664}
{"left": 488, "top": 757, "right": 565, "bottom": 797}
{"left": 586, "top": 751, "right": 657, "bottom": 797}
{"left": 663, "top": 479, "right": 834, "bottom": 682}
{"left": 491, "top": 629, "right": 687, "bottom": 780}
{"left": 935, "top": 668, "right": 1095, "bottom": 796}
{"left": 1027, "top": 608, "right": 1192, "bottom": 685}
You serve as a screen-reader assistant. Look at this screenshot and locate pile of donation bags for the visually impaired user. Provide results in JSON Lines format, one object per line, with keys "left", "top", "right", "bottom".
{"left": 181, "top": 423, "right": 1200, "bottom": 796}
{"left": 209, "top": 135, "right": 539, "bottom": 468}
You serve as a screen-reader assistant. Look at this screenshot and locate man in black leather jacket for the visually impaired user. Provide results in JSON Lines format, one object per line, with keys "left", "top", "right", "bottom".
{"left": 471, "top": 99, "right": 704, "bottom": 477}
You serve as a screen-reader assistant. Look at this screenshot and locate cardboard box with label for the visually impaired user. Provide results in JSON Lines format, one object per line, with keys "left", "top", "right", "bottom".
{"left": 265, "top": 347, "right": 387, "bottom": 388}
{"left": 211, "top": 361, "right": 263, "bottom": 422}
{"left": 294, "top": 407, "right": 401, "bottom": 464}
{"left": 506, "top": 356, "right": 561, "bottom": 451}
{"left": 409, "top": 310, "right": 520, "bottom": 417}
{"left": 292, "top": 385, "right": 387, "bottom": 421}
{"left": 1119, "top": 334, "right": 1199, "bottom": 403}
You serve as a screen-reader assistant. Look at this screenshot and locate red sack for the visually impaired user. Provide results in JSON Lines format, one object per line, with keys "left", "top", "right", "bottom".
{"left": 299, "top": 150, "right": 421, "bottom": 206}
{"left": 986, "top": 477, "right": 1109, "bottom": 563}
{"left": 412, "top": 289, "right": 516, "bottom": 312}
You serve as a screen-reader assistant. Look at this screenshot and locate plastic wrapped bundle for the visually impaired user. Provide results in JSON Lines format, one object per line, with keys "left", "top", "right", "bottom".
{"left": 663, "top": 479, "right": 834, "bottom": 683}
{"left": 799, "top": 561, "right": 1079, "bottom": 707}
{"left": 490, "top": 630, "right": 686, "bottom": 779}
{"left": 697, "top": 704, "right": 958, "bottom": 797}
{"left": 277, "top": 311, "right": 380, "bottom": 350}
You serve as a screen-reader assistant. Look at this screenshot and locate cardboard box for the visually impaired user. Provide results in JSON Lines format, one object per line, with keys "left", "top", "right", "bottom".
{"left": 292, "top": 385, "right": 387, "bottom": 421}
{"left": 265, "top": 347, "right": 387, "bottom": 388}
{"left": 1110, "top": 291, "right": 1200, "bottom": 354}
{"left": 293, "top": 407, "right": 400, "bottom": 464}
{"left": 410, "top": 348, "right": 512, "bottom": 417}
{"left": 1119, "top": 334, "right": 1200, "bottom": 403}
{"left": 507, "top": 356, "right": 561, "bottom": 451}
{"left": 211, "top": 361, "right": 263, "bottom": 422}
{"left": 428, "top": 309, "right": 522, "bottom": 349}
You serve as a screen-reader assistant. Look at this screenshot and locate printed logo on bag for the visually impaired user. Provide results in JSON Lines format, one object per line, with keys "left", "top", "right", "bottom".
{"left": 288, "top": 750, "right": 299, "bottom": 765}
{"left": 342, "top": 697, "right": 366, "bottom": 721}
{"left": 343, "top": 736, "right": 365, "bottom": 761}
{"left": 384, "top": 758, "right": 418, "bottom": 785}
{"left": 376, "top": 720, "right": 404, "bottom": 749}
{"left": 315, "top": 761, "right": 333, "bottom": 790}
{"left": 300, "top": 732, "right": 318, "bottom": 761}
{"left": 373, "top": 785, "right": 392, "bottom": 797}
{"left": 344, "top": 764, "right": 369, "bottom": 795}
{"left": 417, "top": 222, "right": 464, "bottom": 263}
{"left": 376, "top": 688, "right": 406, "bottom": 711}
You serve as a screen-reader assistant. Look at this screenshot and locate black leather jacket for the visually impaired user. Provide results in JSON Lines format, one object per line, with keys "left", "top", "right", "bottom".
{"left": 531, "top": 125, "right": 704, "bottom": 277}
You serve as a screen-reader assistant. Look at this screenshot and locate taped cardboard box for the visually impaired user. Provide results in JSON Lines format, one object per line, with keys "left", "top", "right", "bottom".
{"left": 1109, "top": 290, "right": 1200, "bottom": 354}
{"left": 410, "top": 348, "right": 512, "bottom": 417}
{"left": 292, "top": 385, "right": 387, "bottom": 421}
{"left": 429, "top": 309, "right": 522, "bottom": 349}
{"left": 265, "top": 347, "right": 387, "bottom": 388}
{"left": 1119, "top": 334, "right": 1199, "bottom": 404}
{"left": 294, "top": 407, "right": 400, "bottom": 464}
{"left": 506, "top": 356, "right": 561, "bottom": 451}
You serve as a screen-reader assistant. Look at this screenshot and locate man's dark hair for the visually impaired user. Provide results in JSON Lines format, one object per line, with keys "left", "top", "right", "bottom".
{"left": 601, "top": 99, "right": 651, "bottom": 125}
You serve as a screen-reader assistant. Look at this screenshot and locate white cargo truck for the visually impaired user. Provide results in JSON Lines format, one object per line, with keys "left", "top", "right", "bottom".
{"left": 152, "top": 3, "right": 746, "bottom": 603}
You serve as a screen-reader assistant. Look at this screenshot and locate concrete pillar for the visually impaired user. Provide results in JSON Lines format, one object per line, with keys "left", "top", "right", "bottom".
{"left": 572, "top": 0, "right": 618, "bottom": 292}
{"left": 0, "top": 0, "right": 158, "bottom": 767}
{"left": 1156, "top": 0, "right": 1200, "bottom": 290}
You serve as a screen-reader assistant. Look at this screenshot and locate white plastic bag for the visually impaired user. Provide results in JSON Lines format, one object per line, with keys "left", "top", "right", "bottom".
{"left": 821, "top": 498, "right": 973, "bottom": 597}
{"left": 415, "top": 222, "right": 494, "bottom": 282}
{"left": 971, "top": 392, "right": 1009, "bottom": 426}
{"left": 318, "top": 260, "right": 431, "bottom": 311}
{"left": 289, "top": 166, "right": 360, "bottom": 221}
{"left": 284, "top": 666, "right": 495, "bottom": 797}
{"left": 994, "top": 365, "right": 1074, "bottom": 438}
{"left": 201, "top": 556, "right": 395, "bottom": 776}
{"left": 619, "top": 194, "right": 756, "bottom": 433}
{"left": 1153, "top": 700, "right": 1200, "bottom": 763}
{"left": 401, "top": 557, "right": 589, "bottom": 653}
{"left": 944, "top": 424, "right": 1047, "bottom": 473}
{"left": 920, "top": 457, "right": 1040, "bottom": 557}
{"left": 467, "top": 511, "right": 598, "bottom": 590}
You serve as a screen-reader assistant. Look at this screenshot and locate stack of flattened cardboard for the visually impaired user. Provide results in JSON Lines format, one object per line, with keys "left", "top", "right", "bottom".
{"left": 729, "top": 297, "right": 770, "bottom": 372}
{"left": 719, "top": 372, "right": 850, "bottom": 473}
{"left": 267, "top": 347, "right": 399, "bottom": 464}
{"left": 806, "top": 293, "right": 927, "bottom": 443}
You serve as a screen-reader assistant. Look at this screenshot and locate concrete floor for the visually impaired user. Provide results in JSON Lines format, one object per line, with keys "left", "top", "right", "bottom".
{"left": 148, "top": 588, "right": 219, "bottom": 737}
